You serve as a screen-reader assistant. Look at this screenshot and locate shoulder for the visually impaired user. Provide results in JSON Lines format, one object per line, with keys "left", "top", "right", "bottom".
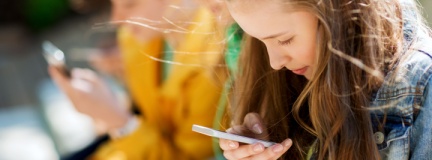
{"left": 399, "top": 38, "right": 432, "bottom": 88}
{"left": 382, "top": 37, "right": 432, "bottom": 91}
{"left": 371, "top": 38, "right": 432, "bottom": 158}
{"left": 371, "top": 37, "right": 432, "bottom": 117}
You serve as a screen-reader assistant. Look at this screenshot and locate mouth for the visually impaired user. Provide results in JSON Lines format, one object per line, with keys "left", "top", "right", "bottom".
{"left": 290, "top": 67, "right": 308, "bottom": 75}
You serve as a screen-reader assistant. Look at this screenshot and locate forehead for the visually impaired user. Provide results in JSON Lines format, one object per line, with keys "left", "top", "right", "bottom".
{"left": 226, "top": 1, "right": 304, "bottom": 39}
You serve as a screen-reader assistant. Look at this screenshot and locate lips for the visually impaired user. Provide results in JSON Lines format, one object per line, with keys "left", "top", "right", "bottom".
{"left": 291, "top": 67, "right": 308, "bottom": 75}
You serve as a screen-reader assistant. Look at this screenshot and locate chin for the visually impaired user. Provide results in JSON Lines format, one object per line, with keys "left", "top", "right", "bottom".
{"left": 304, "top": 72, "right": 312, "bottom": 80}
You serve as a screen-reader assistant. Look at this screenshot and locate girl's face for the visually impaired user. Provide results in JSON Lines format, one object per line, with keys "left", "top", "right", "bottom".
{"left": 226, "top": 1, "right": 319, "bottom": 79}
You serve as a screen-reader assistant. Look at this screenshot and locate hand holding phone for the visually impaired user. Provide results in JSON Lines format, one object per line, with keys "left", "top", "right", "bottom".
{"left": 192, "top": 124, "right": 276, "bottom": 147}
{"left": 42, "top": 41, "right": 71, "bottom": 77}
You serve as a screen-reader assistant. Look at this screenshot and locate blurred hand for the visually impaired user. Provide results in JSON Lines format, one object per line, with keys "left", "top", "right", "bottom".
{"left": 89, "top": 49, "right": 124, "bottom": 82}
{"left": 48, "top": 66, "right": 130, "bottom": 131}
{"left": 219, "top": 113, "right": 292, "bottom": 160}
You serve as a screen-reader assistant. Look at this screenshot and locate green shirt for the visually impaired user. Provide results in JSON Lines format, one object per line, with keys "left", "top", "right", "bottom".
{"left": 213, "top": 23, "right": 243, "bottom": 160}
{"left": 162, "top": 41, "right": 173, "bottom": 82}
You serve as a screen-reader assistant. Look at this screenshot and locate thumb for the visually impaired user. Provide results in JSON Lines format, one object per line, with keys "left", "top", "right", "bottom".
{"left": 48, "top": 66, "right": 71, "bottom": 92}
{"left": 225, "top": 113, "right": 268, "bottom": 140}
{"left": 243, "top": 112, "right": 269, "bottom": 140}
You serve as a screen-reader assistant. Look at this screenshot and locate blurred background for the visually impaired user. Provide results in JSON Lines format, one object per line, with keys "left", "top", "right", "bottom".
{"left": 0, "top": 0, "right": 431, "bottom": 160}
{"left": 0, "top": 0, "right": 121, "bottom": 159}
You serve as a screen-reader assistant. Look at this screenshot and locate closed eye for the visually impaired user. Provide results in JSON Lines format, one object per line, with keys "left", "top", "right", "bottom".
{"left": 277, "top": 37, "right": 294, "bottom": 46}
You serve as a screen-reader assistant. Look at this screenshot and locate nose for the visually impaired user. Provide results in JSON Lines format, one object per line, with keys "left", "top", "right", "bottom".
{"left": 266, "top": 46, "right": 289, "bottom": 70}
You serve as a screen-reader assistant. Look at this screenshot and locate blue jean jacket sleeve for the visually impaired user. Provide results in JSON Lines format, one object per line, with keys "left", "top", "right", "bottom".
{"left": 410, "top": 76, "right": 432, "bottom": 159}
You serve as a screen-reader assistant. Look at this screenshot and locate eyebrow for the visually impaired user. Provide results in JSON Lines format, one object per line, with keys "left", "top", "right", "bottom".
{"left": 261, "top": 31, "right": 289, "bottom": 40}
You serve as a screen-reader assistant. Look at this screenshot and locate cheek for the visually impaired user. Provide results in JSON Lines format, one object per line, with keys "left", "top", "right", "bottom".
{"left": 296, "top": 36, "right": 317, "bottom": 65}
{"left": 289, "top": 45, "right": 316, "bottom": 65}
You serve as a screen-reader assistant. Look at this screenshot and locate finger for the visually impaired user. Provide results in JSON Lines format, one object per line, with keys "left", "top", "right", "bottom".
{"left": 226, "top": 125, "right": 256, "bottom": 137}
{"left": 220, "top": 138, "right": 239, "bottom": 151}
{"left": 70, "top": 78, "right": 93, "bottom": 93}
{"left": 228, "top": 124, "right": 262, "bottom": 141}
{"left": 223, "top": 143, "right": 265, "bottom": 160}
{"left": 71, "top": 68, "right": 99, "bottom": 83}
{"left": 244, "top": 113, "right": 265, "bottom": 135}
{"left": 49, "top": 66, "right": 66, "bottom": 83}
{"left": 227, "top": 126, "right": 239, "bottom": 134}
{"left": 250, "top": 139, "right": 292, "bottom": 160}
{"left": 48, "top": 66, "right": 71, "bottom": 91}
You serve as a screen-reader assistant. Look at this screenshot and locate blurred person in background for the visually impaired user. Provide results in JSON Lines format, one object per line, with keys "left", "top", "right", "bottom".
{"left": 49, "top": 0, "right": 228, "bottom": 159}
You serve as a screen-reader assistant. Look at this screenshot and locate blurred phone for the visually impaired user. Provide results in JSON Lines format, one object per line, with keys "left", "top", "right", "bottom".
{"left": 42, "top": 41, "right": 71, "bottom": 77}
{"left": 192, "top": 124, "right": 276, "bottom": 147}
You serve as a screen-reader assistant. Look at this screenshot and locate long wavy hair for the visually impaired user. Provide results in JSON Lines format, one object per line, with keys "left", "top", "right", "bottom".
{"left": 228, "top": 0, "right": 428, "bottom": 159}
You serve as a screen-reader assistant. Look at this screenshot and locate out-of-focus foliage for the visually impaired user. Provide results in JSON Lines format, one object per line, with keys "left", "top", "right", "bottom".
{"left": 419, "top": 0, "right": 432, "bottom": 26}
{"left": 24, "top": 0, "right": 69, "bottom": 31}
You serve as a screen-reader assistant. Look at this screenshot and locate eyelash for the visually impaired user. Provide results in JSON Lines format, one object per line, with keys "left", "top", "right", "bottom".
{"left": 277, "top": 37, "right": 294, "bottom": 46}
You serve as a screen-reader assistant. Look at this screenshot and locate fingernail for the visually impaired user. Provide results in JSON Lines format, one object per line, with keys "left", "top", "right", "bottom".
{"left": 272, "top": 144, "right": 283, "bottom": 153}
{"left": 283, "top": 139, "right": 292, "bottom": 147}
{"left": 253, "top": 143, "right": 264, "bottom": 152}
{"left": 252, "top": 124, "right": 262, "bottom": 134}
{"left": 229, "top": 141, "right": 237, "bottom": 148}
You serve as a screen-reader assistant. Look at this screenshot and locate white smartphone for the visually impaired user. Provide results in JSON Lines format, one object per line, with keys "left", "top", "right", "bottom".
{"left": 192, "top": 124, "right": 276, "bottom": 147}
{"left": 42, "top": 41, "right": 71, "bottom": 77}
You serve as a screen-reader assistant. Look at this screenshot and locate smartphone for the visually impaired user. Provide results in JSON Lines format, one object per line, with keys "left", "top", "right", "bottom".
{"left": 42, "top": 41, "right": 71, "bottom": 77}
{"left": 192, "top": 124, "right": 276, "bottom": 147}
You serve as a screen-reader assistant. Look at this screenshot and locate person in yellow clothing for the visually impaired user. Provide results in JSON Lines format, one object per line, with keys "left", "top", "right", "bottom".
{"left": 49, "top": 0, "right": 226, "bottom": 159}
{"left": 91, "top": 7, "right": 225, "bottom": 159}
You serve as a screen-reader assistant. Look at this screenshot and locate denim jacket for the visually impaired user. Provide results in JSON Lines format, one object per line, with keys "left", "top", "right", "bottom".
{"left": 370, "top": 1, "right": 432, "bottom": 159}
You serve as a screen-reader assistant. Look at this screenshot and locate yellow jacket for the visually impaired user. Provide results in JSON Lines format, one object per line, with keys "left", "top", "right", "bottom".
{"left": 92, "top": 8, "right": 224, "bottom": 160}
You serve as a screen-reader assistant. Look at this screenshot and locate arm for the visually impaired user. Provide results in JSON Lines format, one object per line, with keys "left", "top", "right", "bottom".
{"left": 48, "top": 67, "right": 130, "bottom": 130}
{"left": 410, "top": 76, "right": 432, "bottom": 159}
{"left": 91, "top": 71, "right": 224, "bottom": 160}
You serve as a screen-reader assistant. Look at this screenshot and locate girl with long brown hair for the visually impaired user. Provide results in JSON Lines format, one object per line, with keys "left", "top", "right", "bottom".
{"left": 218, "top": 0, "right": 432, "bottom": 159}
